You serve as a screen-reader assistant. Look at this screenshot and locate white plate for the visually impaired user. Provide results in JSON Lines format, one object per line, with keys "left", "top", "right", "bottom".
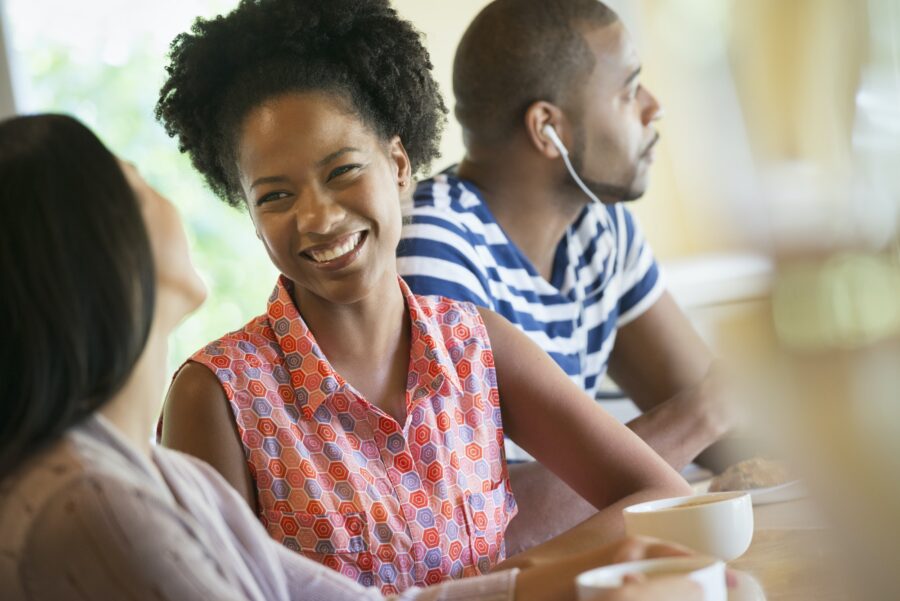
{"left": 691, "top": 479, "right": 806, "bottom": 506}
{"left": 745, "top": 479, "right": 805, "bottom": 505}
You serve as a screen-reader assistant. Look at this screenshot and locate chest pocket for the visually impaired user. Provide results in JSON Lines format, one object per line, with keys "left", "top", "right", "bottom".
{"left": 462, "top": 483, "right": 516, "bottom": 574}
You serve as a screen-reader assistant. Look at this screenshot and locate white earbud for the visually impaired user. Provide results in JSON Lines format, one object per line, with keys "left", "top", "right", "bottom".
{"left": 542, "top": 123, "right": 568, "bottom": 156}
{"left": 541, "top": 123, "right": 602, "bottom": 205}
{"left": 541, "top": 125, "right": 616, "bottom": 382}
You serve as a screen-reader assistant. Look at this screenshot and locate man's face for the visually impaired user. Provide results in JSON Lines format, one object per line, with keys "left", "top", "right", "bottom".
{"left": 569, "top": 21, "right": 661, "bottom": 203}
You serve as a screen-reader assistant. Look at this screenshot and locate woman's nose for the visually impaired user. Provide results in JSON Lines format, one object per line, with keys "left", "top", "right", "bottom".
{"left": 294, "top": 186, "right": 347, "bottom": 235}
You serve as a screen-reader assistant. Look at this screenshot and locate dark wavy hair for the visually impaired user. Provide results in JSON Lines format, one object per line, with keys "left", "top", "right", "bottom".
{"left": 0, "top": 114, "right": 156, "bottom": 478}
{"left": 156, "top": 0, "right": 448, "bottom": 208}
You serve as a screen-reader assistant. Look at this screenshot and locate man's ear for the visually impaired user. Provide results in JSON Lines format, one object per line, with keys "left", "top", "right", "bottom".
{"left": 387, "top": 135, "right": 413, "bottom": 190}
{"left": 524, "top": 101, "right": 568, "bottom": 159}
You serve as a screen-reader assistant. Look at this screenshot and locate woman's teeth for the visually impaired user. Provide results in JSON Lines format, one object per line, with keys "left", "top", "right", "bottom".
{"left": 306, "top": 232, "right": 362, "bottom": 263}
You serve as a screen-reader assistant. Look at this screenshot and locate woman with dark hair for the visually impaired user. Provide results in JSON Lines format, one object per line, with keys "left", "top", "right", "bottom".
{"left": 0, "top": 114, "right": 157, "bottom": 478}
{"left": 156, "top": 0, "right": 691, "bottom": 594}
{"left": 0, "top": 114, "right": 701, "bottom": 600}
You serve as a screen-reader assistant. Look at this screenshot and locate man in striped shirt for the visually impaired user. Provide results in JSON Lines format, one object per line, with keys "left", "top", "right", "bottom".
{"left": 398, "top": 0, "right": 736, "bottom": 553}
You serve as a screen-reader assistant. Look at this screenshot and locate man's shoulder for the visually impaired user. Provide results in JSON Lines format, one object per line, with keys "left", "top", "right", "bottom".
{"left": 409, "top": 169, "right": 485, "bottom": 217}
{"left": 398, "top": 172, "right": 500, "bottom": 305}
{"left": 402, "top": 171, "right": 494, "bottom": 251}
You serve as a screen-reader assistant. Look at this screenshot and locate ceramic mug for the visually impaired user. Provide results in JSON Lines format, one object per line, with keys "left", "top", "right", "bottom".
{"left": 623, "top": 491, "right": 754, "bottom": 561}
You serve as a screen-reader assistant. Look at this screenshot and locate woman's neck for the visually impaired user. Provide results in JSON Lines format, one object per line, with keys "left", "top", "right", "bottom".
{"left": 292, "top": 270, "right": 412, "bottom": 422}
{"left": 295, "top": 270, "right": 408, "bottom": 365}
{"left": 98, "top": 323, "right": 170, "bottom": 458}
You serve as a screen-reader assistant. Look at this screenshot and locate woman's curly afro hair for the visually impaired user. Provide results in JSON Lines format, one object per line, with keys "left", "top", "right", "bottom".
{"left": 156, "top": 0, "right": 448, "bottom": 208}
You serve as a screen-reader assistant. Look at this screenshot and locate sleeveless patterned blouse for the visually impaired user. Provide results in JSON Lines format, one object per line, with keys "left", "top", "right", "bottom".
{"left": 187, "top": 276, "right": 517, "bottom": 594}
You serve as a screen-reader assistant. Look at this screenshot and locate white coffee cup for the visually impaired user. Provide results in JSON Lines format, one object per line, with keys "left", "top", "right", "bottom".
{"left": 623, "top": 491, "right": 754, "bottom": 561}
{"left": 576, "top": 556, "right": 727, "bottom": 601}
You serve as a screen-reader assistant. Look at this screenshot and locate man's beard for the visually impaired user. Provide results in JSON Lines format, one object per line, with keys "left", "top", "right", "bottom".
{"left": 574, "top": 169, "right": 643, "bottom": 202}
{"left": 568, "top": 134, "right": 649, "bottom": 203}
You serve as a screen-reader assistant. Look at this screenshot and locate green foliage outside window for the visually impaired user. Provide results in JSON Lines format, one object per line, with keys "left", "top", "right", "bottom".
{"left": 5, "top": 0, "right": 278, "bottom": 376}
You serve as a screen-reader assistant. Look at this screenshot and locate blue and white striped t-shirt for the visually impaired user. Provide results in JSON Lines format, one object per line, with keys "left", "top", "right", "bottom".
{"left": 398, "top": 170, "right": 665, "bottom": 401}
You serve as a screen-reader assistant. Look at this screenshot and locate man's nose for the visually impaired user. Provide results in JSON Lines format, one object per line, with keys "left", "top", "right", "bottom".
{"left": 641, "top": 88, "right": 663, "bottom": 125}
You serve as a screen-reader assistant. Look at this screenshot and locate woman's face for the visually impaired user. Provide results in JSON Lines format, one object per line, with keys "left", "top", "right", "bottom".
{"left": 121, "top": 162, "right": 206, "bottom": 324}
{"left": 236, "top": 92, "right": 411, "bottom": 306}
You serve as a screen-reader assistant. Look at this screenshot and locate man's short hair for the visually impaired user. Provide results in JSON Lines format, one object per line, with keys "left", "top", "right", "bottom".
{"left": 453, "top": 0, "right": 618, "bottom": 146}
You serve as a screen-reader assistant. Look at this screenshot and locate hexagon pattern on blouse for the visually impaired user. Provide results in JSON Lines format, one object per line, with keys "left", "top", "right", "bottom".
{"left": 188, "top": 277, "right": 517, "bottom": 595}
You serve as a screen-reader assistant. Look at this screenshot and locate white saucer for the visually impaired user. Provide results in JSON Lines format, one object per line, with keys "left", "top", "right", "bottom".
{"left": 745, "top": 480, "right": 805, "bottom": 505}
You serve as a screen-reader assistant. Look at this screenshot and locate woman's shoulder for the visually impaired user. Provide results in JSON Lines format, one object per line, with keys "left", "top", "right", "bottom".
{"left": 186, "top": 313, "right": 287, "bottom": 390}
{"left": 0, "top": 427, "right": 180, "bottom": 595}
{"left": 409, "top": 293, "right": 493, "bottom": 359}
{"left": 0, "top": 430, "right": 267, "bottom": 601}
{"left": 1, "top": 436, "right": 91, "bottom": 544}
{"left": 410, "top": 292, "right": 493, "bottom": 345}
{"left": 1, "top": 423, "right": 163, "bottom": 523}
{"left": 192, "top": 313, "right": 278, "bottom": 360}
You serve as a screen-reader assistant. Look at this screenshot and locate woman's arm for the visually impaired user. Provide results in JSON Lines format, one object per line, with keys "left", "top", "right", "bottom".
{"left": 479, "top": 308, "right": 692, "bottom": 564}
{"left": 504, "top": 537, "right": 700, "bottom": 601}
{"left": 276, "top": 532, "right": 699, "bottom": 601}
{"left": 161, "top": 361, "right": 258, "bottom": 511}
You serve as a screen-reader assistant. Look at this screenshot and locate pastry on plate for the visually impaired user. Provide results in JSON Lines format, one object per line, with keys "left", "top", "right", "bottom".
{"left": 709, "top": 457, "right": 793, "bottom": 492}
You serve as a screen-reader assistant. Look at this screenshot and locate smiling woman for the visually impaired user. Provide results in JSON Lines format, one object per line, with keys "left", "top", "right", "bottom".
{"left": 156, "top": 0, "right": 689, "bottom": 595}
{"left": 237, "top": 93, "right": 410, "bottom": 309}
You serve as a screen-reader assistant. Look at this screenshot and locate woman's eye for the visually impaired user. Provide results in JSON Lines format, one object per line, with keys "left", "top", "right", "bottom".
{"left": 327, "top": 164, "right": 361, "bottom": 182}
{"left": 257, "top": 191, "right": 289, "bottom": 206}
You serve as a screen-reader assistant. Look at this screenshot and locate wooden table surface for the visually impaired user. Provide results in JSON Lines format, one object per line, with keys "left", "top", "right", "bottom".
{"left": 727, "top": 498, "right": 846, "bottom": 600}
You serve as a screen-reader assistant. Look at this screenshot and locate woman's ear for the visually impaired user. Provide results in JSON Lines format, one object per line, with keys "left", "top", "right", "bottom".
{"left": 387, "top": 135, "right": 413, "bottom": 191}
{"left": 524, "top": 101, "right": 568, "bottom": 160}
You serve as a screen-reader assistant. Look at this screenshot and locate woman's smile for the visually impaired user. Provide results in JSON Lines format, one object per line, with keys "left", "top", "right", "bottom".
{"left": 299, "top": 229, "right": 368, "bottom": 270}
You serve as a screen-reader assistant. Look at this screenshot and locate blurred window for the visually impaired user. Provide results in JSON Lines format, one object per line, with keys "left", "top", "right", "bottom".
{"left": 3, "top": 0, "right": 278, "bottom": 373}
